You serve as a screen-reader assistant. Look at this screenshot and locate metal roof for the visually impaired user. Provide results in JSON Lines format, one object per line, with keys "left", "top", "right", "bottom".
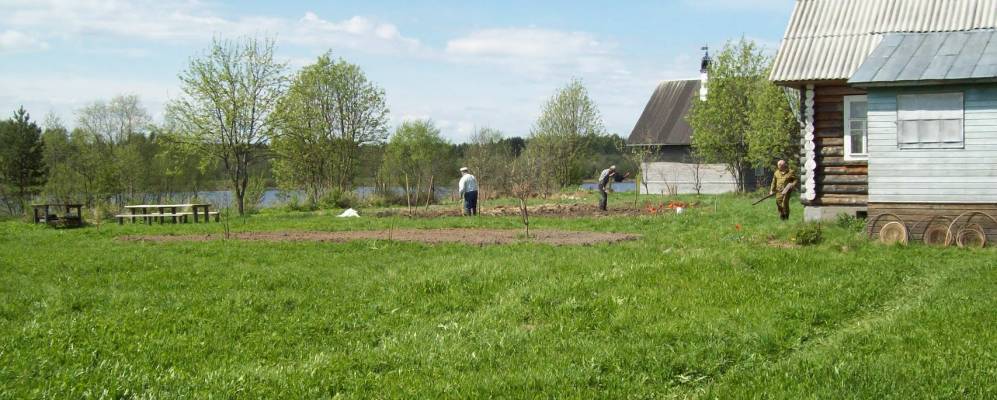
{"left": 627, "top": 80, "right": 698, "bottom": 146}
{"left": 770, "top": 0, "right": 997, "bottom": 83}
{"left": 849, "top": 30, "right": 997, "bottom": 86}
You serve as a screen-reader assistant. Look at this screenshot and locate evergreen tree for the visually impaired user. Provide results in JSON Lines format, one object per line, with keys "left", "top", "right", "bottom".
{"left": 0, "top": 107, "right": 47, "bottom": 214}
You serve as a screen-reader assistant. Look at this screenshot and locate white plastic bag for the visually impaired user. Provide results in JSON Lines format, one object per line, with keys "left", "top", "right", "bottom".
{"left": 337, "top": 208, "right": 360, "bottom": 218}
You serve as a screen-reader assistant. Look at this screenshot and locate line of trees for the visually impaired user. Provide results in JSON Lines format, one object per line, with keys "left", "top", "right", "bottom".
{"left": 0, "top": 37, "right": 634, "bottom": 217}
{"left": 1, "top": 36, "right": 797, "bottom": 217}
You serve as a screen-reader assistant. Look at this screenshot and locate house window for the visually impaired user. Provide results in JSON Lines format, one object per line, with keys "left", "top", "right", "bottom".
{"left": 843, "top": 95, "right": 868, "bottom": 160}
{"left": 897, "top": 92, "right": 964, "bottom": 149}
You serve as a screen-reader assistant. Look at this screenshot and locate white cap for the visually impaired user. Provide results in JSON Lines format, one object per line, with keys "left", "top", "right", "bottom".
{"left": 609, "top": 165, "right": 616, "bottom": 170}
{"left": 460, "top": 167, "right": 469, "bottom": 172}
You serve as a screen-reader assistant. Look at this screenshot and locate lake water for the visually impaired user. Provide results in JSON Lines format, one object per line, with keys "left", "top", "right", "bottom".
{"left": 159, "top": 183, "right": 635, "bottom": 209}
{"left": 180, "top": 187, "right": 457, "bottom": 209}
{"left": 8, "top": 184, "right": 630, "bottom": 213}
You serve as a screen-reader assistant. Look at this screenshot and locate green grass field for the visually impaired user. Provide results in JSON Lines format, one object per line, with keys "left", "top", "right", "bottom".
{"left": 1, "top": 193, "right": 995, "bottom": 398}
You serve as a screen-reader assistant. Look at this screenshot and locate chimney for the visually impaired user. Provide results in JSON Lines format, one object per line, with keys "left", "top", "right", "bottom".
{"left": 699, "top": 46, "right": 710, "bottom": 101}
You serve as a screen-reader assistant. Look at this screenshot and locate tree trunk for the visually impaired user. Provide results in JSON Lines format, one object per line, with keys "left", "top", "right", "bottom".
{"left": 404, "top": 173, "right": 411, "bottom": 212}
{"left": 425, "top": 175, "right": 434, "bottom": 210}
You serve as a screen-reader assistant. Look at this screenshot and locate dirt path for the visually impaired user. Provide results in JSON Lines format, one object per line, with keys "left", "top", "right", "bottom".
{"left": 119, "top": 228, "right": 640, "bottom": 246}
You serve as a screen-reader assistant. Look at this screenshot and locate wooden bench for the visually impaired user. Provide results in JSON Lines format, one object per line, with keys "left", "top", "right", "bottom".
{"left": 115, "top": 213, "right": 192, "bottom": 224}
{"left": 115, "top": 211, "right": 220, "bottom": 224}
{"left": 119, "top": 203, "right": 218, "bottom": 224}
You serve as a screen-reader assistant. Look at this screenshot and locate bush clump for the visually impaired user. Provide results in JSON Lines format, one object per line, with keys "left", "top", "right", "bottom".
{"left": 318, "top": 189, "right": 356, "bottom": 209}
{"left": 835, "top": 213, "right": 866, "bottom": 232}
{"left": 792, "top": 223, "right": 823, "bottom": 246}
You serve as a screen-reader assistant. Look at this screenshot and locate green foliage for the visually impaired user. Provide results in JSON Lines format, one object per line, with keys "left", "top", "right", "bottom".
{"left": 382, "top": 120, "right": 456, "bottom": 202}
{"left": 529, "top": 78, "right": 606, "bottom": 190}
{"left": 792, "top": 222, "right": 823, "bottom": 246}
{"left": 317, "top": 188, "right": 356, "bottom": 209}
{"left": 836, "top": 213, "right": 866, "bottom": 232}
{"left": 688, "top": 38, "right": 798, "bottom": 191}
{"left": 462, "top": 128, "right": 515, "bottom": 198}
{"left": 167, "top": 36, "right": 288, "bottom": 215}
{"left": 272, "top": 52, "right": 389, "bottom": 200}
{"left": 0, "top": 107, "right": 47, "bottom": 214}
{"left": 748, "top": 80, "right": 801, "bottom": 170}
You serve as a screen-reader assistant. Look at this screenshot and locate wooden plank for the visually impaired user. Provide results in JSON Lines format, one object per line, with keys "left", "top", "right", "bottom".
{"left": 821, "top": 165, "right": 868, "bottom": 175}
{"left": 819, "top": 175, "right": 868, "bottom": 184}
{"left": 819, "top": 146, "right": 844, "bottom": 157}
{"left": 815, "top": 129, "right": 844, "bottom": 138}
{"left": 816, "top": 86, "right": 866, "bottom": 96}
{"left": 818, "top": 137, "right": 844, "bottom": 146}
{"left": 821, "top": 157, "right": 869, "bottom": 167}
{"left": 817, "top": 194, "right": 868, "bottom": 206}
{"left": 823, "top": 185, "right": 869, "bottom": 195}
{"left": 815, "top": 119, "right": 845, "bottom": 129}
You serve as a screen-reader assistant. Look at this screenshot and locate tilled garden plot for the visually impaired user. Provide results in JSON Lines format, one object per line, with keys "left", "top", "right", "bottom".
{"left": 119, "top": 228, "right": 640, "bottom": 246}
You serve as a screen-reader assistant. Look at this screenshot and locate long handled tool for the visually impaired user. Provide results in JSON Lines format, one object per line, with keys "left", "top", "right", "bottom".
{"left": 751, "top": 193, "right": 775, "bottom": 206}
{"left": 752, "top": 185, "right": 794, "bottom": 206}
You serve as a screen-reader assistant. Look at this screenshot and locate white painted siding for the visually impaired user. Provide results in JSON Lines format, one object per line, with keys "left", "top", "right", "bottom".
{"left": 867, "top": 83, "right": 997, "bottom": 203}
{"left": 639, "top": 162, "right": 737, "bottom": 195}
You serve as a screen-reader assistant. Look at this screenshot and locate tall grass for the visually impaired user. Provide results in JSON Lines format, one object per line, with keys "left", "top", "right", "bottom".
{"left": 0, "top": 193, "right": 993, "bottom": 398}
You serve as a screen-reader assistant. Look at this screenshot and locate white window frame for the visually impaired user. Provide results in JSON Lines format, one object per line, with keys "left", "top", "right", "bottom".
{"left": 843, "top": 95, "right": 868, "bottom": 161}
{"left": 896, "top": 92, "right": 965, "bottom": 150}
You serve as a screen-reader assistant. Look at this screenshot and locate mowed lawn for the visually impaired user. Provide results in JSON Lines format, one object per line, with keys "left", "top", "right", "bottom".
{"left": 1, "top": 194, "right": 995, "bottom": 398}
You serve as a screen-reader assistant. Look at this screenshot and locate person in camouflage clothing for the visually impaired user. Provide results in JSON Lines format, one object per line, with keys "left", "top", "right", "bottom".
{"left": 770, "top": 160, "right": 798, "bottom": 220}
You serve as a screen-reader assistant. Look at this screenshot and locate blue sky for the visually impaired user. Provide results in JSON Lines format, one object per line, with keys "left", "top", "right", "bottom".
{"left": 0, "top": 0, "right": 793, "bottom": 142}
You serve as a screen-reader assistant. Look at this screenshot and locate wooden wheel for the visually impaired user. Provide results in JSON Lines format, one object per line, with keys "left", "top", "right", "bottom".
{"left": 956, "top": 224, "right": 987, "bottom": 248}
{"left": 879, "top": 222, "right": 909, "bottom": 245}
{"left": 923, "top": 225, "right": 950, "bottom": 246}
{"left": 945, "top": 212, "right": 997, "bottom": 247}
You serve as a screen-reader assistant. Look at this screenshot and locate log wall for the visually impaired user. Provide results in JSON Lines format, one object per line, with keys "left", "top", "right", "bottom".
{"left": 811, "top": 84, "right": 868, "bottom": 206}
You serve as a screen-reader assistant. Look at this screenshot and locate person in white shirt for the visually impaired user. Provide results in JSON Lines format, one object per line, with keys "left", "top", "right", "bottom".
{"left": 458, "top": 167, "right": 478, "bottom": 216}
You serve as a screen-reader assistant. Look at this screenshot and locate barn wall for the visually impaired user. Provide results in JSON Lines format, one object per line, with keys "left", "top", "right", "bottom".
{"left": 812, "top": 84, "right": 869, "bottom": 206}
{"left": 867, "top": 83, "right": 997, "bottom": 203}
{"left": 640, "top": 161, "right": 737, "bottom": 195}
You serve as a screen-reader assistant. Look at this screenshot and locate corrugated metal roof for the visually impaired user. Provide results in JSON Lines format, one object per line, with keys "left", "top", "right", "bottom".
{"left": 770, "top": 0, "right": 997, "bottom": 83}
{"left": 849, "top": 30, "right": 997, "bottom": 85}
{"left": 627, "top": 80, "right": 699, "bottom": 146}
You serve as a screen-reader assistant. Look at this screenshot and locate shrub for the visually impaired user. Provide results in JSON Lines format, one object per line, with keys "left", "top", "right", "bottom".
{"left": 835, "top": 213, "right": 866, "bottom": 232}
{"left": 792, "top": 223, "right": 823, "bottom": 246}
{"left": 284, "top": 195, "right": 316, "bottom": 212}
{"left": 318, "top": 189, "right": 356, "bottom": 209}
{"left": 363, "top": 191, "right": 409, "bottom": 208}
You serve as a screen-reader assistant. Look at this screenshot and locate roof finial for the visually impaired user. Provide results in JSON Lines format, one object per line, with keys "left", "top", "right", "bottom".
{"left": 700, "top": 45, "right": 711, "bottom": 73}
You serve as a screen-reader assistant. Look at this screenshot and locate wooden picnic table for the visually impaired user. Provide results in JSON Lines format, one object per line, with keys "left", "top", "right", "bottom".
{"left": 32, "top": 204, "right": 84, "bottom": 227}
{"left": 121, "top": 203, "right": 215, "bottom": 224}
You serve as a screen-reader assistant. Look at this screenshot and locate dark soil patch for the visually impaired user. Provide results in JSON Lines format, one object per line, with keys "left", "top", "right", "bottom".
{"left": 119, "top": 228, "right": 640, "bottom": 246}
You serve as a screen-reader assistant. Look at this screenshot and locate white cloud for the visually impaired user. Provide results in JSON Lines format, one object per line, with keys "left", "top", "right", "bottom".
{"left": 290, "top": 12, "right": 422, "bottom": 54}
{"left": 0, "top": 30, "right": 48, "bottom": 53}
{"left": 0, "top": 74, "right": 176, "bottom": 126}
{"left": 2, "top": 1, "right": 421, "bottom": 55}
{"left": 445, "top": 28, "right": 625, "bottom": 79}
